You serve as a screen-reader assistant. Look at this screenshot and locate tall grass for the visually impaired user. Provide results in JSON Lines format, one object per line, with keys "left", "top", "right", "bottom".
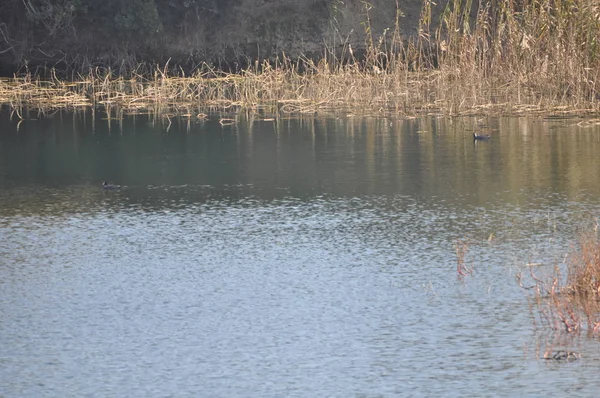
{"left": 2, "top": 0, "right": 599, "bottom": 117}
{"left": 520, "top": 223, "right": 600, "bottom": 336}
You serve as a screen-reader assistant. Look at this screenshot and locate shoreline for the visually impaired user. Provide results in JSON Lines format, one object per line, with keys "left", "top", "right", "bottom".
{"left": 1, "top": 66, "right": 599, "bottom": 119}
{"left": 2, "top": 1, "right": 599, "bottom": 119}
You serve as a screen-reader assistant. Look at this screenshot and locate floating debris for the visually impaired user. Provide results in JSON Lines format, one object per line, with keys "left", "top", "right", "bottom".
{"left": 543, "top": 350, "right": 580, "bottom": 361}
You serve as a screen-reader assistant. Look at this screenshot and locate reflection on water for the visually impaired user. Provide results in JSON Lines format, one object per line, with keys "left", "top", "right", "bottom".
{"left": 1, "top": 111, "right": 600, "bottom": 396}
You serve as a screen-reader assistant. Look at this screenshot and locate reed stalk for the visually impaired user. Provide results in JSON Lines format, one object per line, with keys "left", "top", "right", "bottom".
{"left": 1, "top": 0, "right": 599, "bottom": 117}
{"left": 520, "top": 223, "right": 600, "bottom": 335}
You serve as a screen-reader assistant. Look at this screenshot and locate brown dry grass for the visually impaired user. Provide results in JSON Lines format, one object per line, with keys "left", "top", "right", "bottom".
{"left": 520, "top": 222, "right": 600, "bottom": 335}
{"left": 455, "top": 238, "right": 472, "bottom": 277}
{"left": 1, "top": 0, "right": 599, "bottom": 117}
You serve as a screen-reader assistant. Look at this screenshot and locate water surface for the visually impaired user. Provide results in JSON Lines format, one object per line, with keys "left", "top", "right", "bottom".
{"left": 1, "top": 112, "right": 600, "bottom": 396}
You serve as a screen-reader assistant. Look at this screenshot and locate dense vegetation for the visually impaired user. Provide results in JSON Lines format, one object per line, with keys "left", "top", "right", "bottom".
{"left": 1, "top": 0, "right": 599, "bottom": 116}
{"left": 0, "top": 0, "right": 377, "bottom": 74}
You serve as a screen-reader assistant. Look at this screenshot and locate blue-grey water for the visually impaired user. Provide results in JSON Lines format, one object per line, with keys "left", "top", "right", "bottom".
{"left": 1, "top": 112, "right": 600, "bottom": 396}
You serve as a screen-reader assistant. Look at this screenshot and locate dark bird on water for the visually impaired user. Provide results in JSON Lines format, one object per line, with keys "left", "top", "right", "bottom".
{"left": 473, "top": 133, "right": 491, "bottom": 141}
{"left": 102, "top": 181, "right": 121, "bottom": 190}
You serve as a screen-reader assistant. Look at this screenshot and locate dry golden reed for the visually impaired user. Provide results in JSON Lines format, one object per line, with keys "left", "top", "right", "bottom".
{"left": 1, "top": 0, "right": 599, "bottom": 117}
{"left": 520, "top": 222, "right": 600, "bottom": 335}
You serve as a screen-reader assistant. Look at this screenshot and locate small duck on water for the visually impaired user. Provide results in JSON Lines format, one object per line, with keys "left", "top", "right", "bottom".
{"left": 473, "top": 133, "right": 491, "bottom": 141}
{"left": 102, "top": 181, "right": 121, "bottom": 190}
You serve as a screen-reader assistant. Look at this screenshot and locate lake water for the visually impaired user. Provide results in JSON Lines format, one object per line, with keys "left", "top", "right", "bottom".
{"left": 1, "top": 110, "right": 600, "bottom": 396}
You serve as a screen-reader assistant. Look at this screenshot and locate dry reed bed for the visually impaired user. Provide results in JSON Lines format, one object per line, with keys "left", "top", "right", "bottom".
{"left": 0, "top": 64, "right": 595, "bottom": 118}
{"left": 520, "top": 226, "right": 600, "bottom": 336}
{"left": 1, "top": 0, "right": 600, "bottom": 117}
